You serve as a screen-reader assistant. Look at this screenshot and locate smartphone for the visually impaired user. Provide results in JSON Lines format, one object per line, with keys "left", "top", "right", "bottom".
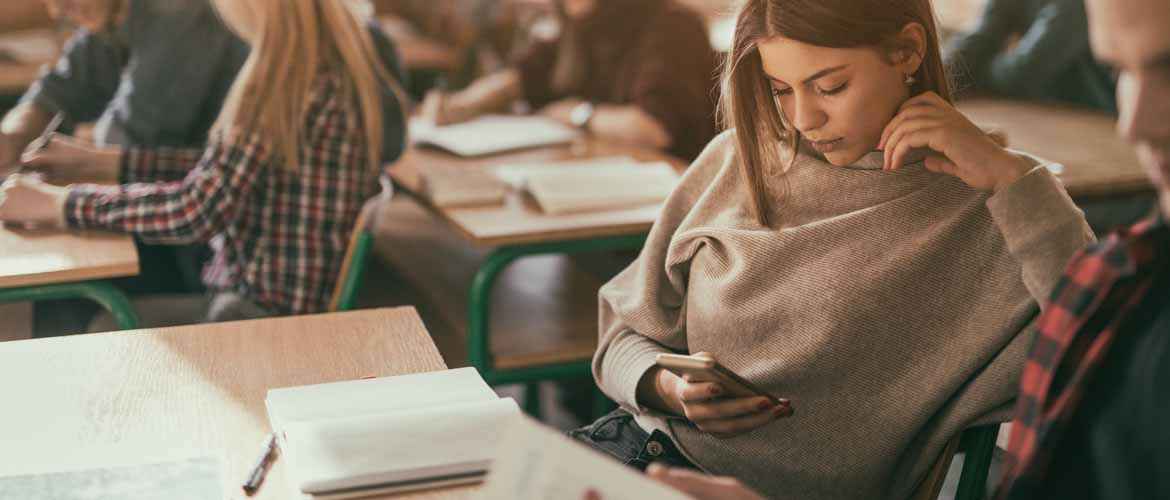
{"left": 655, "top": 352, "right": 781, "bottom": 404}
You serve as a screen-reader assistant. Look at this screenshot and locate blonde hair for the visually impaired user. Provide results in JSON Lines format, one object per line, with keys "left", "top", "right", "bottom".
{"left": 210, "top": 0, "right": 405, "bottom": 171}
{"left": 720, "top": 0, "right": 950, "bottom": 227}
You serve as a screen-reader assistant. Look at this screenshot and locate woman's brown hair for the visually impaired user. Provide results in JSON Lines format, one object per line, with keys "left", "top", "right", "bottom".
{"left": 719, "top": 0, "right": 951, "bottom": 227}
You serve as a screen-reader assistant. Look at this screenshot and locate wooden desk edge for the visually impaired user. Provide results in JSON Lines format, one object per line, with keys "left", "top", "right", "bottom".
{"left": 0, "top": 260, "right": 140, "bottom": 289}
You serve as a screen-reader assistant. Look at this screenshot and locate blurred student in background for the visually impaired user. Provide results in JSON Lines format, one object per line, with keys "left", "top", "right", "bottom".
{"left": 0, "top": 0, "right": 407, "bottom": 326}
{"left": 419, "top": 0, "right": 719, "bottom": 161}
{"left": 945, "top": 0, "right": 1117, "bottom": 112}
{"left": 0, "top": 0, "right": 249, "bottom": 335}
{"left": 374, "top": 0, "right": 535, "bottom": 99}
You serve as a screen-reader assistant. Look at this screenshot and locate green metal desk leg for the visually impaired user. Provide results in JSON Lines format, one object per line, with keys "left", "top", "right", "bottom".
{"left": 0, "top": 281, "right": 139, "bottom": 331}
{"left": 467, "top": 235, "right": 648, "bottom": 416}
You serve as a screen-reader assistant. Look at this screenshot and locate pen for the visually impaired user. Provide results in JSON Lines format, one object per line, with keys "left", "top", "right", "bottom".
{"left": 25, "top": 112, "right": 66, "bottom": 157}
{"left": 242, "top": 431, "right": 278, "bottom": 496}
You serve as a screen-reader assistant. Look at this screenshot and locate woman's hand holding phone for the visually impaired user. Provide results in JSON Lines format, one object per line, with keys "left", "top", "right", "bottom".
{"left": 639, "top": 366, "right": 792, "bottom": 438}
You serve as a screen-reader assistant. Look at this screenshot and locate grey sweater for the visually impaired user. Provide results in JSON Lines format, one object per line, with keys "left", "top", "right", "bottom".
{"left": 592, "top": 130, "right": 1095, "bottom": 500}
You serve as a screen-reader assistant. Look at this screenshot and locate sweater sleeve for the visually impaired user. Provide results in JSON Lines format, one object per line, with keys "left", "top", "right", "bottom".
{"left": 986, "top": 155, "right": 1096, "bottom": 303}
{"left": 593, "top": 130, "right": 737, "bottom": 411}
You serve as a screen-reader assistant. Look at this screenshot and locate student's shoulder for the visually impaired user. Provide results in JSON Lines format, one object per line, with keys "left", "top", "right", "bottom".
{"left": 674, "top": 129, "right": 747, "bottom": 195}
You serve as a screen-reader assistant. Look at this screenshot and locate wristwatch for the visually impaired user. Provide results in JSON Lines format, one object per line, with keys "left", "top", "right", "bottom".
{"left": 569, "top": 101, "right": 596, "bottom": 131}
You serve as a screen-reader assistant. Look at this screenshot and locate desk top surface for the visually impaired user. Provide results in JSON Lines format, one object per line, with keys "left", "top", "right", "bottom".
{"left": 0, "top": 307, "right": 472, "bottom": 500}
{"left": 0, "top": 227, "right": 139, "bottom": 288}
{"left": 957, "top": 98, "right": 1150, "bottom": 198}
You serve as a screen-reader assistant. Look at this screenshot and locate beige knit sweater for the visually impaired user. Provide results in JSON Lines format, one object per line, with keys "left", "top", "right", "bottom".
{"left": 592, "top": 130, "right": 1095, "bottom": 500}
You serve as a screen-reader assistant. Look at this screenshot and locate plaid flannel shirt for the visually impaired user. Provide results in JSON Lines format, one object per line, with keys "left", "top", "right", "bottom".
{"left": 64, "top": 73, "right": 381, "bottom": 315}
{"left": 996, "top": 212, "right": 1170, "bottom": 499}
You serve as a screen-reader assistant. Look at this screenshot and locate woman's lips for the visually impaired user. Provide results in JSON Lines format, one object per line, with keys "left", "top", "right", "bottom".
{"left": 809, "top": 138, "right": 844, "bottom": 154}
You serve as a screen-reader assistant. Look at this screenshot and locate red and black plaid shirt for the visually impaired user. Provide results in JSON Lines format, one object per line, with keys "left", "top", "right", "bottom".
{"left": 65, "top": 73, "right": 381, "bottom": 315}
{"left": 996, "top": 212, "right": 1170, "bottom": 499}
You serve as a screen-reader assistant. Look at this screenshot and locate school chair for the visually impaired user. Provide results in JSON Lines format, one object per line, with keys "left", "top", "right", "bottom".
{"left": 328, "top": 177, "right": 392, "bottom": 312}
{"left": 911, "top": 424, "right": 1001, "bottom": 500}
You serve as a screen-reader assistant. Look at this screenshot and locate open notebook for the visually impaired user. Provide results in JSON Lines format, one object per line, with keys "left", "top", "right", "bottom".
{"left": 505, "top": 159, "right": 682, "bottom": 215}
{"left": 479, "top": 415, "right": 692, "bottom": 500}
{"left": 266, "top": 368, "right": 520, "bottom": 499}
{"left": 411, "top": 115, "right": 579, "bottom": 157}
{"left": 417, "top": 161, "right": 509, "bottom": 208}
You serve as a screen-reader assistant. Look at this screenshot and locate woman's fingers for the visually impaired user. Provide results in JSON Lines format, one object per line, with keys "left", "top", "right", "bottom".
{"left": 675, "top": 380, "right": 724, "bottom": 403}
{"left": 420, "top": 91, "right": 448, "bottom": 125}
{"left": 924, "top": 154, "right": 956, "bottom": 175}
{"left": 684, "top": 396, "right": 779, "bottom": 421}
{"left": 880, "top": 104, "right": 942, "bottom": 150}
{"left": 694, "top": 404, "right": 792, "bottom": 437}
{"left": 882, "top": 117, "right": 937, "bottom": 169}
{"left": 886, "top": 129, "right": 936, "bottom": 172}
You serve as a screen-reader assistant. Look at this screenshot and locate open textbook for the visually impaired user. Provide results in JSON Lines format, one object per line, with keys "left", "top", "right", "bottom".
{"left": 266, "top": 368, "right": 520, "bottom": 499}
{"left": 517, "top": 160, "right": 680, "bottom": 215}
{"left": 419, "top": 156, "right": 681, "bottom": 213}
{"left": 478, "top": 415, "right": 693, "bottom": 500}
{"left": 411, "top": 115, "right": 579, "bottom": 157}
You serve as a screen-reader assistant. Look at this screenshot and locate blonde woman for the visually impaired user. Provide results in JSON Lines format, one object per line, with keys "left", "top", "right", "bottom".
{"left": 575, "top": 0, "right": 1096, "bottom": 499}
{"left": 0, "top": 0, "right": 407, "bottom": 324}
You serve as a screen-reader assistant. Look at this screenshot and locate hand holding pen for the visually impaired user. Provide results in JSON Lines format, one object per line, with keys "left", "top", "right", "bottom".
{"left": 0, "top": 112, "right": 63, "bottom": 178}
{"left": 17, "top": 113, "right": 124, "bottom": 186}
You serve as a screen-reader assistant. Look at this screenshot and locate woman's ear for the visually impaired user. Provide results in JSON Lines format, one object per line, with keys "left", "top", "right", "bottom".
{"left": 891, "top": 22, "right": 927, "bottom": 75}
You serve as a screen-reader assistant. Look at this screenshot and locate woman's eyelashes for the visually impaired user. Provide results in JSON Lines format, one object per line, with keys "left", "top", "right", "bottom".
{"left": 770, "top": 81, "right": 849, "bottom": 97}
{"left": 819, "top": 81, "right": 849, "bottom": 95}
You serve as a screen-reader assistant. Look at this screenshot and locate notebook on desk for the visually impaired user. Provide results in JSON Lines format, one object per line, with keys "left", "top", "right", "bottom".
{"left": 502, "top": 159, "right": 681, "bottom": 215}
{"left": 410, "top": 115, "right": 579, "bottom": 157}
{"left": 417, "top": 161, "right": 509, "bottom": 208}
{"left": 267, "top": 367, "right": 520, "bottom": 499}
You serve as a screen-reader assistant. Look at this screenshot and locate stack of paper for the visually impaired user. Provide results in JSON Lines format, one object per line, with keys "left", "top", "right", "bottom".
{"left": 493, "top": 156, "right": 639, "bottom": 189}
{"left": 267, "top": 368, "right": 520, "bottom": 499}
{"left": 411, "top": 115, "right": 579, "bottom": 157}
{"left": 418, "top": 162, "right": 508, "bottom": 208}
{"left": 515, "top": 160, "right": 681, "bottom": 215}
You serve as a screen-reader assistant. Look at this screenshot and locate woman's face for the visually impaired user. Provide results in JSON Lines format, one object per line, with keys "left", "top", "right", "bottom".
{"left": 757, "top": 35, "right": 917, "bottom": 166}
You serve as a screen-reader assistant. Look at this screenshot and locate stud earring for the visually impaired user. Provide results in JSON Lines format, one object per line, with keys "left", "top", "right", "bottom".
{"left": 904, "top": 74, "right": 917, "bottom": 86}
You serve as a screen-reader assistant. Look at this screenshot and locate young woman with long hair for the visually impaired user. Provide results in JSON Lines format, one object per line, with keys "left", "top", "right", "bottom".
{"left": 574, "top": 1, "right": 1096, "bottom": 499}
{"left": 0, "top": 0, "right": 407, "bottom": 323}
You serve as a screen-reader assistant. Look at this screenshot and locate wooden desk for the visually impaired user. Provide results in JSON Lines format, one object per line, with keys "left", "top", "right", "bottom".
{"left": 0, "top": 307, "right": 473, "bottom": 500}
{"left": 958, "top": 98, "right": 1152, "bottom": 199}
{"left": 0, "top": 226, "right": 141, "bottom": 329}
{"left": 390, "top": 139, "right": 687, "bottom": 247}
{"left": 0, "top": 227, "right": 138, "bottom": 288}
{"left": 383, "top": 139, "right": 684, "bottom": 402}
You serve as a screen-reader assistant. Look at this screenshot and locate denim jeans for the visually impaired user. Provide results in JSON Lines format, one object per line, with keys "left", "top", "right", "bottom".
{"left": 568, "top": 409, "right": 698, "bottom": 471}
